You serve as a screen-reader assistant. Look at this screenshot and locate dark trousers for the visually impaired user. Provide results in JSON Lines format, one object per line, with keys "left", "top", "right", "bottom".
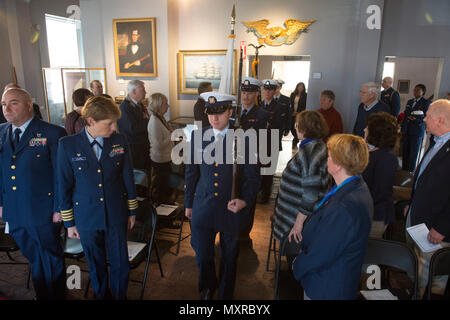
{"left": 291, "top": 117, "right": 299, "bottom": 147}
{"left": 151, "top": 160, "right": 173, "bottom": 203}
{"left": 402, "top": 134, "right": 423, "bottom": 172}
{"left": 190, "top": 226, "right": 240, "bottom": 300}
{"left": 260, "top": 174, "right": 274, "bottom": 201}
{"left": 78, "top": 224, "right": 130, "bottom": 300}
{"left": 131, "top": 143, "right": 151, "bottom": 171}
{"left": 9, "top": 223, "right": 66, "bottom": 299}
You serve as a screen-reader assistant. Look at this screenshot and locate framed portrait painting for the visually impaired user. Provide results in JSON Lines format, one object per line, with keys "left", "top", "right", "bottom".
{"left": 178, "top": 50, "right": 237, "bottom": 94}
{"left": 113, "top": 18, "right": 157, "bottom": 77}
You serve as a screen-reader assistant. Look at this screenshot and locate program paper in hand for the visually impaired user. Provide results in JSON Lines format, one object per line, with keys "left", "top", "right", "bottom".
{"left": 407, "top": 223, "right": 442, "bottom": 253}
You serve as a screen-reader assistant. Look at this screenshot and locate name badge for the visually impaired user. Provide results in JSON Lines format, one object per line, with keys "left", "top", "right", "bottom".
{"left": 29, "top": 137, "right": 47, "bottom": 147}
{"left": 71, "top": 157, "right": 87, "bottom": 162}
{"left": 109, "top": 146, "right": 124, "bottom": 157}
{"left": 411, "top": 110, "right": 424, "bottom": 116}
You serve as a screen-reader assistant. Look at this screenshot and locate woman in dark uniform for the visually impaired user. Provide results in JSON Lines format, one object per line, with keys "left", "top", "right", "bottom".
{"left": 57, "top": 96, "right": 138, "bottom": 299}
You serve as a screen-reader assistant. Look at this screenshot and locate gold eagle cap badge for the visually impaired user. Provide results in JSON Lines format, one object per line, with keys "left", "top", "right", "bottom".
{"left": 208, "top": 96, "right": 217, "bottom": 105}
{"left": 242, "top": 18, "right": 316, "bottom": 46}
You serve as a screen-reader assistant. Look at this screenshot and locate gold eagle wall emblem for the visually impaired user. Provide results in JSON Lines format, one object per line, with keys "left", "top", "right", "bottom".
{"left": 242, "top": 19, "right": 315, "bottom": 46}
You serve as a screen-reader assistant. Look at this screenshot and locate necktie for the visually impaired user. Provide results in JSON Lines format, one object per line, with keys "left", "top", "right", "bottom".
{"left": 90, "top": 140, "right": 102, "bottom": 160}
{"left": 13, "top": 128, "right": 21, "bottom": 150}
{"left": 241, "top": 109, "right": 247, "bottom": 117}
{"left": 90, "top": 140, "right": 102, "bottom": 149}
{"left": 215, "top": 133, "right": 223, "bottom": 142}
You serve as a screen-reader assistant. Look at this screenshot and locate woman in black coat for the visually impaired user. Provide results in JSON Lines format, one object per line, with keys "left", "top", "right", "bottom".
{"left": 362, "top": 112, "right": 400, "bottom": 238}
{"left": 290, "top": 82, "right": 307, "bottom": 148}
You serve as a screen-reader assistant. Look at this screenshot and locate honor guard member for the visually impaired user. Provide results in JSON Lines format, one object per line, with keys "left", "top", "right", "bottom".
{"left": 275, "top": 79, "right": 292, "bottom": 137}
{"left": 57, "top": 96, "right": 138, "bottom": 300}
{"left": 401, "top": 84, "right": 431, "bottom": 172}
{"left": 0, "top": 88, "right": 67, "bottom": 299}
{"left": 238, "top": 77, "right": 269, "bottom": 241}
{"left": 260, "top": 79, "right": 283, "bottom": 203}
{"left": 185, "top": 92, "right": 260, "bottom": 300}
{"left": 381, "top": 77, "right": 401, "bottom": 117}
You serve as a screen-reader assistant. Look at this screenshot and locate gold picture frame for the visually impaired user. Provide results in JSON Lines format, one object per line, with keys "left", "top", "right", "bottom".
{"left": 178, "top": 50, "right": 237, "bottom": 94}
{"left": 113, "top": 18, "right": 157, "bottom": 77}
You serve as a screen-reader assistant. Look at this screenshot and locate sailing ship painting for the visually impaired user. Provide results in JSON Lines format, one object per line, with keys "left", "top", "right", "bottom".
{"left": 179, "top": 50, "right": 237, "bottom": 94}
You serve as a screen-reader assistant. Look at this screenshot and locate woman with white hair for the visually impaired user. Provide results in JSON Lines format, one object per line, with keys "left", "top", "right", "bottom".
{"left": 147, "top": 93, "right": 174, "bottom": 202}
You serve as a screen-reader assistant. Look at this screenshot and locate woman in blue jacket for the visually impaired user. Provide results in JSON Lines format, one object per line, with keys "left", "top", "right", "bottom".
{"left": 57, "top": 96, "right": 138, "bottom": 299}
{"left": 292, "top": 134, "right": 373, "bottom": 300}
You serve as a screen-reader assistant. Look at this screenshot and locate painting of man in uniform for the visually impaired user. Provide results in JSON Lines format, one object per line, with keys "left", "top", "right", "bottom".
{"left": 113, "top": 18, "right": 157, "bottom": 77}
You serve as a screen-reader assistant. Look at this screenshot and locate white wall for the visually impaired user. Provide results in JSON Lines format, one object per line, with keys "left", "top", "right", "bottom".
{"left": 80, "top": 0, "right": 170, "bottom": 102}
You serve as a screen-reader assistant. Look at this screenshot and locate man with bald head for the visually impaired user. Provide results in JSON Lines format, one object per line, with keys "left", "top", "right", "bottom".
{"left": 0, "top": 88, "right": 67, "bottom": 299}
{"left": 405, "top": 99, "right": 450, "bottom": 297}
{"left": 381, "top": 77, "right": 401, "bottom": 117}
{"left": 353, "top": 82, "right": 390, "bottom": 137}
{"left": 1, "top": 83, "right": 43, "bottom": 122}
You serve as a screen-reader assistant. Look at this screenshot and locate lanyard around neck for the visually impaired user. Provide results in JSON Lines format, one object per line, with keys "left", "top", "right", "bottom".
{"left": 314, "top": 175, "right": 359, "bottom": 211}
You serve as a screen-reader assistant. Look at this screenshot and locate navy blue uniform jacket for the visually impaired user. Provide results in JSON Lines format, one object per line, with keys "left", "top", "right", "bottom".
{"left": 401, "top": 97, "right": 431, "bottom": 136}
{"left": 57, "top": 131, "right": 137, "bottom": 230}
{"left": 293, "top": 176, "right": 372, "bottom": 299}
{"left": 184, "top": 127, "right": 260, "bottom": 234}
{"left": 0, "top": 117, "right": 67, "bottom": 227}
{"left": 381, "top": 87, "right": 401, "bottom": 117}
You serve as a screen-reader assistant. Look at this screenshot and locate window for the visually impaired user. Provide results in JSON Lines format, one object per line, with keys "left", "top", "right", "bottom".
{"left": 272, "top": 60, "right": 311, "bottom": 96}
{"left": 45, "top": 14, "right": 84, "bottom": 68}
{"left": 381, "top": 61, "right": 395, "bottom": 90}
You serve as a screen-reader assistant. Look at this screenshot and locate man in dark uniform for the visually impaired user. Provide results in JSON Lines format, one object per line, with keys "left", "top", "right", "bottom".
{"left": 0, "top": 88, "right": 66, "bottom": 299}
{"left": 401, "top": 84, "right": 431, "bottom": 172}
{"left": 117, "top": 79, "right": 151, "bottom": 170}
{"left": 237, "top": 77, "right": 269, "bottom": 241}
{"left": 259, "top": 79, "right": 283, "bottom": 204}
{"left": 193, "top": 81, "right": 212, "bottom": 128}
{"left": 275, "top": 79, "right": 291, "bottom": 138}
{"left": 381, "top": 77, "right": 401, "bottom": 117}
{"left": 120, "top": 29, "right": 153, "bottom": 73}
{"left": 185, "top": 92, "right": 260, "bottom": 300}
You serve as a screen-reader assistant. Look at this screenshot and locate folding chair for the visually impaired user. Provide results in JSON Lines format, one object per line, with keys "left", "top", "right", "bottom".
{"left": 425, "top": 247, "right": 450, "bottom": 300}
{"left": 151, "top": 171, "right": 190, "bottom": 255}
{"left": 0, "top": 224, "right": 30, "bottom": 288}
{"left": 265, "top": 195, "right": 280, "bottom": 271}
{"left": 265, "top": 215, "right": 278, "bottom": 271}
{"left": 362, "top": 238, "right": 419, "bottom": 300}
{"left": 273, "top": 233, "right": 302, "bottom": 299}
{"left": 127, "top": 198, "right": 164, "bottom": 299}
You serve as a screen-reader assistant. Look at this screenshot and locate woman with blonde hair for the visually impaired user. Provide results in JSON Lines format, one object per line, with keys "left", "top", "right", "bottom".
{"left": 147, "top": 93, "right": 174, "bottom": 202}
{"left": 292, "top": 134, "right": 373, "bottom": 300}
{"left": 57, "top": 96, "right": 137, "bottom": 299}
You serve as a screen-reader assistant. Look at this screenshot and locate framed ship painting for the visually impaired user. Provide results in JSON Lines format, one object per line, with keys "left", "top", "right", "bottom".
{"left": 178, "top": 50, "right": 237, "bottom": 94}
{"left": 113, "top": 18, "right": 157, "bottom": 77}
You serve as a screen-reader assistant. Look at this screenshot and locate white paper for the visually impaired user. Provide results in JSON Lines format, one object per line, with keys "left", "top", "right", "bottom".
{"left": 360, "top": 289, "right": 398, "bottom": 300}
{"left": 156, "top": 204, "right": 178, "bottom": 216}
{"left": 407, "top": 223, "right": 442, "bottom": 253}
{"left": 127, "top": 241, "right": 146, "bottom": 261}
{"left": 4, "top": 222, "right": 9, "bottom": 234}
